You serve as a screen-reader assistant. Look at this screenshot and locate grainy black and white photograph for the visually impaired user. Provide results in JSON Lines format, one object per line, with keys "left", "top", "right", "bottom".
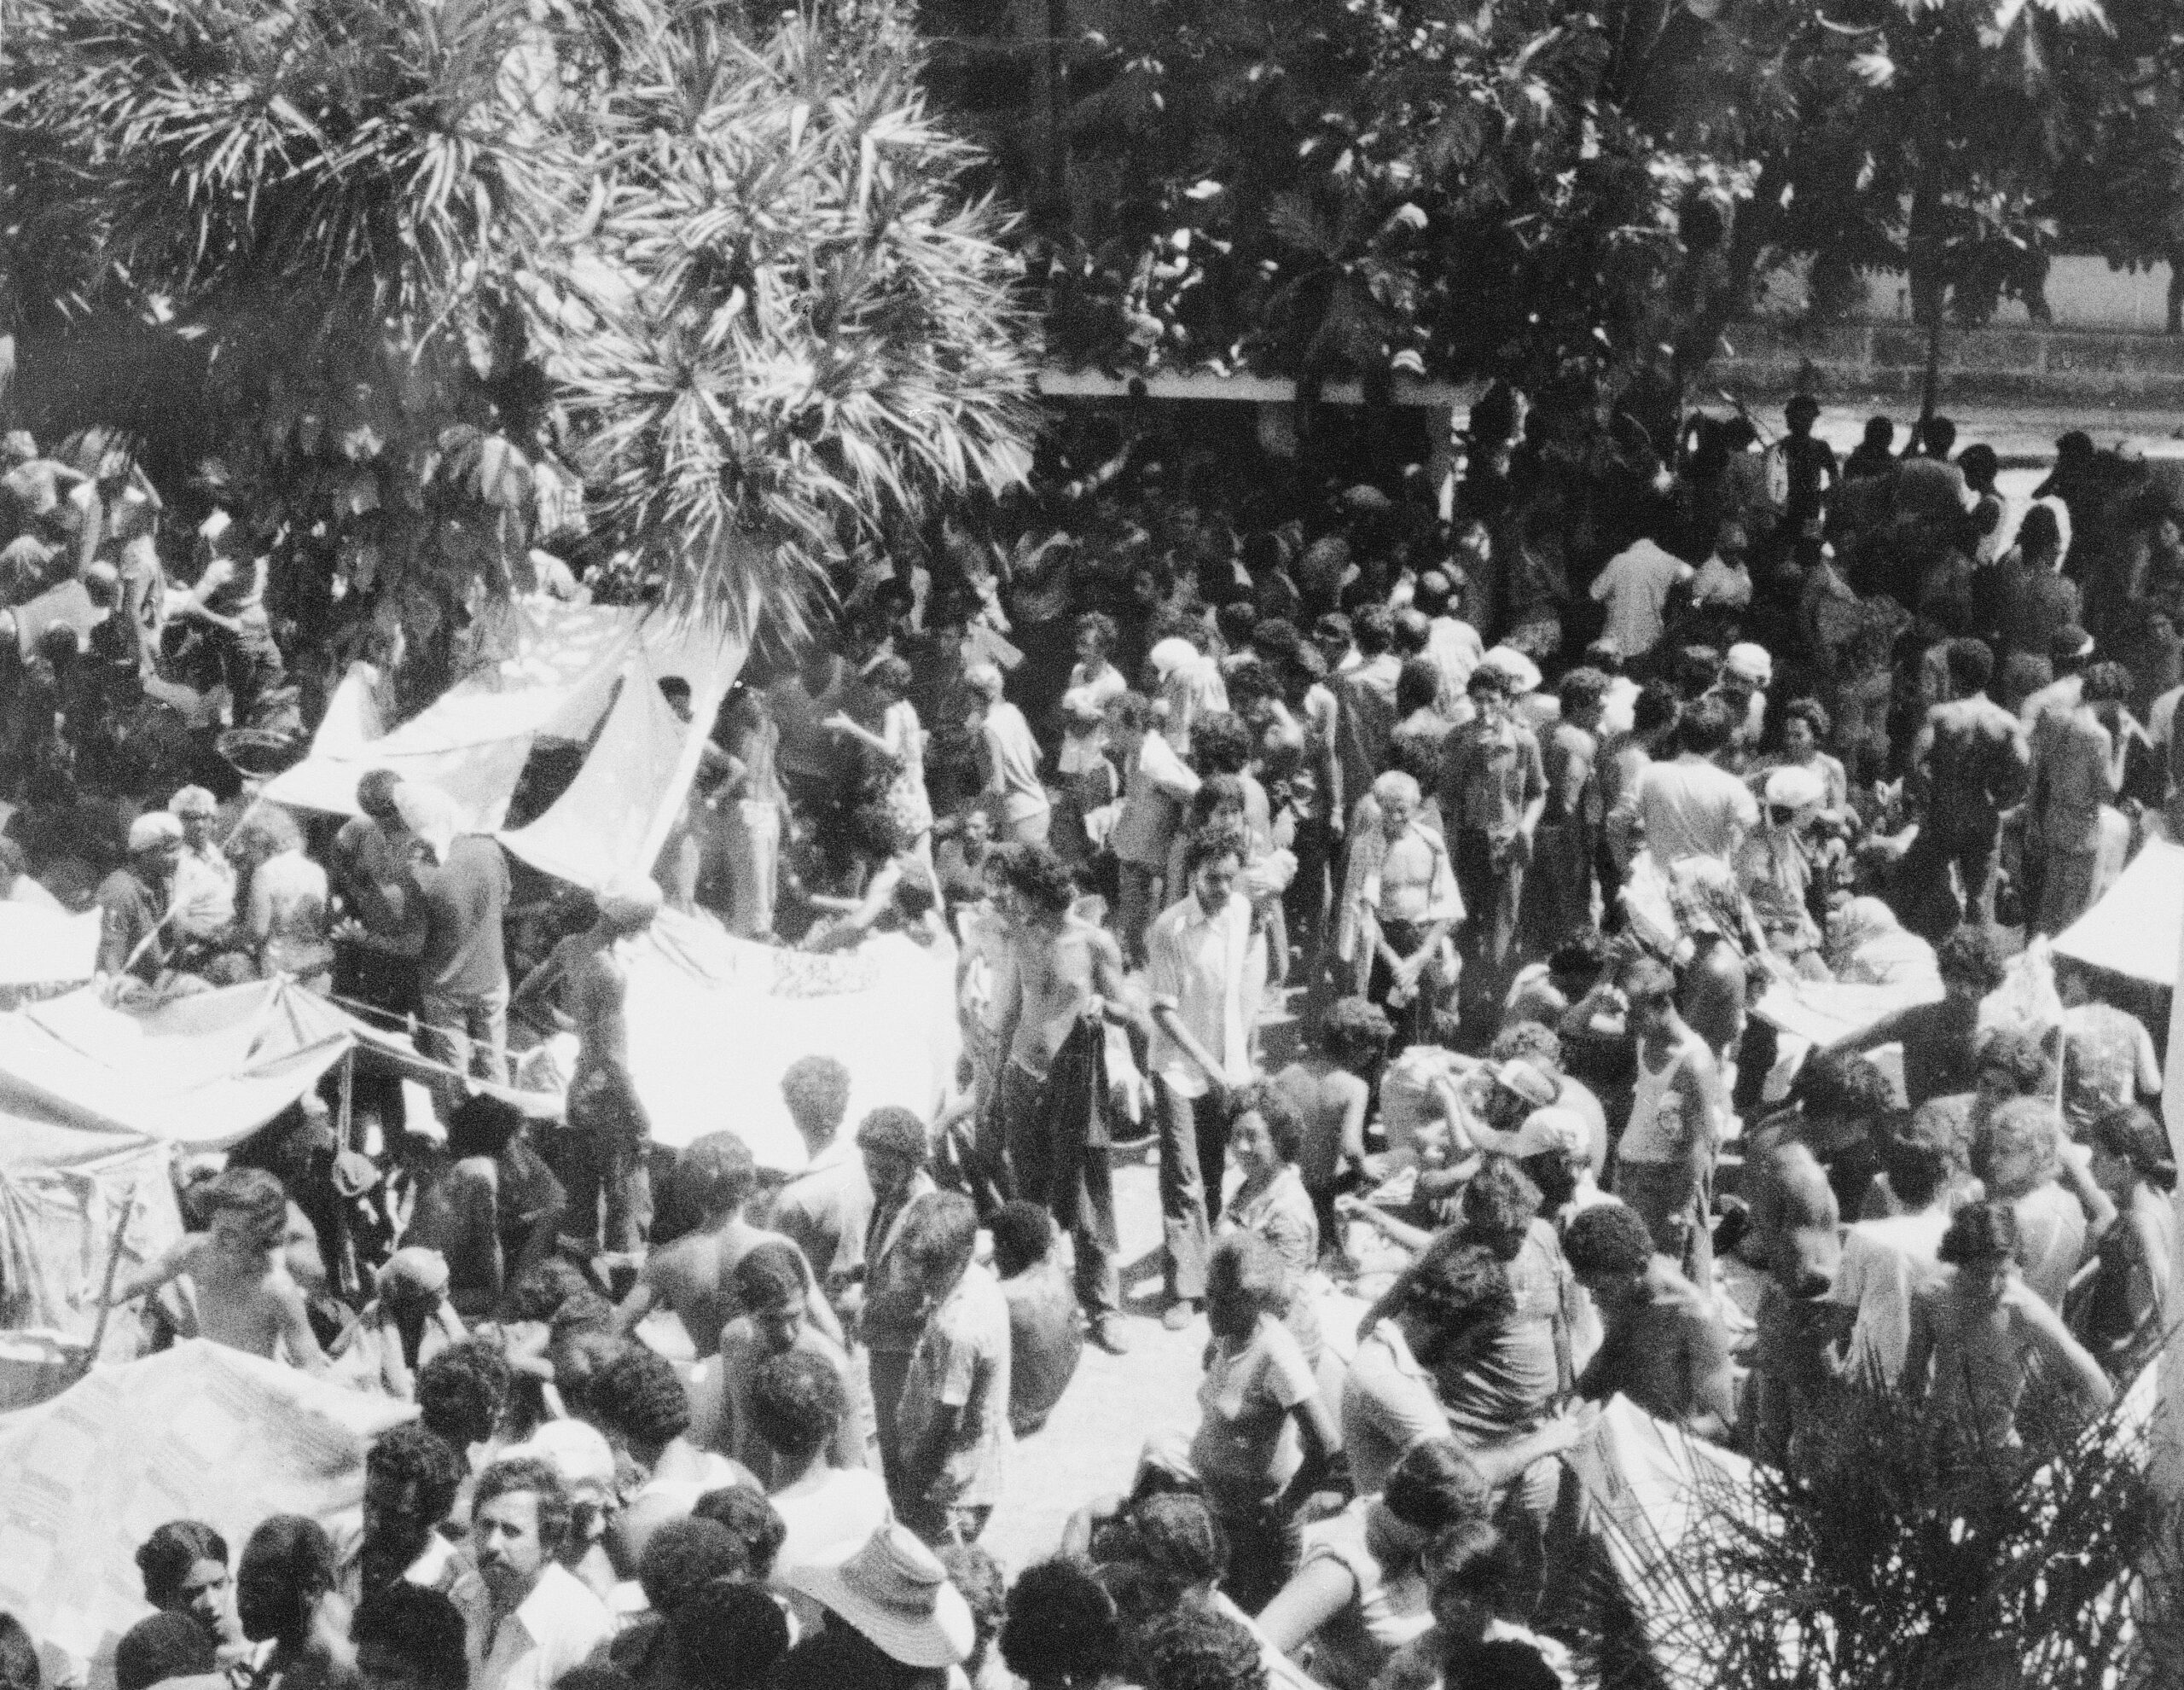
{"left": 0, "top": 0, "right": 2181, "bottom": 1685}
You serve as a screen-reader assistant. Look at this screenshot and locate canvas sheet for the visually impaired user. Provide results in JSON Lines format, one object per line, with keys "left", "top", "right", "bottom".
{"left": 0, "top": 901, "right": 97, "bottom": 986}
{"left": 2055, "top": 836, "right": 2184, "bottom": 986}
{"left": 1565, "top": 1395, "right": 1763, "bottom": 1688}
{"left": 613, "top": 912, "right": 963, "bottom": 1170}
{"left": 0, "top": 1130, "right": 183, "bottom": 1354}
{"left": 263, "top": 598, "right": 742, "bottom": 874}
{"left": 0, "top": 1341, "right": 411, "bottom": 1674}
{"left": 0, "top": 979, "right": 351, "bottom": 1149}
{"left": 1751, "top": 975, "right": 1941, "bottom": 1046}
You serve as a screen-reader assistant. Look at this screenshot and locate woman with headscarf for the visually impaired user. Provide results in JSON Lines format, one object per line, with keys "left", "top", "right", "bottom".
{"left": 1737, "top": 764, "right": 1829, "bottom": 973}
{"left": 1827, "top": 897, "right": 1940, "bottom": 988}
{"left": 1149, "top": 635, "right": 1228, "bottom": 758}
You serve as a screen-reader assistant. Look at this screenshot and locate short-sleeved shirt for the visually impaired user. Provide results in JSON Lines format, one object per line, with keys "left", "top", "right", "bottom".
{"left": 770, "top": 1137, "right": 873, "bottom": 1286}
{"left": 1146, "top": 890, "right": 1255, "bottom": 1099}
{"left": 1341, "top": 1319, "right": 1453, "bottom": 1497}
{"left": 96, "top": 865, "right": 165, "bottom": 981}
{"left": 895, "top": 1262, "right": 1013, "bottom": 1507}
{"left": 1292, "top": 1501, "right": 1434, "bottom": 1690}
{"left": 171, "top": 841, "right": 236, "bottom": 938}
{"left": 413, "top": 835, "right": 510, "bottom": 999}
{"left": 1635, "top": 757, "right": 1758, "bottom": 866}
{"left": 1590, "top": 539, "right": 1693, "bottom": 658}
{"left": 1438, "top": 716, "right": 1546, "bottom": 839}
{"left": 705, "top": 1320, "right": 861, "bottom": 1486}
{"left": 980, "top": 700, "right": 1049, "bottom": 825}
{"left": 1002, "top": 1257, "right": 1083, "bottom": 1435}
{"left": 1189, "top": 1312, "right": 1317, "bottom": 1503}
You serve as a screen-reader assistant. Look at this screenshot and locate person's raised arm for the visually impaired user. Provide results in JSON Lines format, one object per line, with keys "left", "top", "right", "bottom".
{"left": 508, "top": 944, "right": 572, "bottom": 1031}
{"left": 2007, "top": 1276, "right": 2114, "bottom": 1409}
{"left": 610, "top": 1261, "right": 663, "bottom": 1338}
{"left": 99, "top": 1236, "right": 195, "bottom": 1309}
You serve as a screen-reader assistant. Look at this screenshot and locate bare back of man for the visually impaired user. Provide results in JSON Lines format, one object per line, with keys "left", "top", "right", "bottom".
{"left": 638, "top": 1222, "right": 822, "bottom": 1358}
{"left": 564, "top": 933, "right": 636, "bottom": 1093}
{"left": 180, "top": 1234, "right": 322, "bottom": 1366}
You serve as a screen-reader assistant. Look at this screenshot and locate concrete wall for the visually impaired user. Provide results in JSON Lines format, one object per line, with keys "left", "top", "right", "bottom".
{"left": 1714, "top": 317, "right": 2184, "bottom": 406}
{"left": 1760, "top": 253, "right": 2178, "bottom": 334}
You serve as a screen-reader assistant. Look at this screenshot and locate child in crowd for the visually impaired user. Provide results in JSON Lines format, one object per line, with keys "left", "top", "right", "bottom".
{"left": 893, "top": 1191, "right": 1013, "bottom": 1545}
{"left": 989, "top": 1201, "right": 1083, "bottom": 1438}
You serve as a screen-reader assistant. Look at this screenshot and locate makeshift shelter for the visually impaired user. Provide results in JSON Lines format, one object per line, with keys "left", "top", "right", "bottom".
{"left": 264, "top": 595, "right": 743, "bottom": 890}
{"left": 2056, "top": 836, "right": 2184, "bottom": 987}
{"left": 0, "top": 1341, "right": 410, "bottom": 1683}
{"left": 0, "top": 979, "right": 358, "bottom": 1398}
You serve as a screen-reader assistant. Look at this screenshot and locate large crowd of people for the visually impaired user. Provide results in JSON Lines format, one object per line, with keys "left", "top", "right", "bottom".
{"left": 2, "top": 389, "right": 2181, "bottom": 1690}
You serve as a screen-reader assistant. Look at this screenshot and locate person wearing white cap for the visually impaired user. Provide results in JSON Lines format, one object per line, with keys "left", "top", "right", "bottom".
{"left": 1736, "top": 764, "right": 1827, "bottom": 962}
{"left": 1466, "top": 1105, "right": 1606, "bottom": 1221}
{"left": 96, "top": 809, "right": 186, "bottom": 988}
{"left": 512, "top": 873, "right": 662, "bottom": 1257}
{"left": 966, "top": 662, "right": 1051, "bottom": 846}
{"left": 777, "top": 1521, "right": 974, "bottom": 1684}
{"left": 328, "top": 1246, "right": 466, "bottom": 1400}
{"left": 1709, "top": 641, "right": 1772, "bottom": 758}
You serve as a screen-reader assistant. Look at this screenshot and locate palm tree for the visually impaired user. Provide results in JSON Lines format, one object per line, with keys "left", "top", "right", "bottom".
{"left": 543, "top": 0, "right": 1037, "bottom": 637}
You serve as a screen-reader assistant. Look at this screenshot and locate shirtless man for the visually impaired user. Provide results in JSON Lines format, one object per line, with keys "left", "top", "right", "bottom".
{"left": 1350, "top": 770, "right": 1463, "bottom": 1048}
{"left": 101, "top": 1168, "right": 328, "bottom": 1370}
{"left": 1899, "top": 638, "right": 2028, "bottom": 938}
{"left": 514, "top": 875, "right": 661, "bottom": 1259}
{"left": 611, "top": 1132, "right": 843, "bottom": 1357}
{"left": 1902, "top": 1200, "right": 2112, "bottom": 1471}
{"left": 991, "top": 842, "right": 1141, "bottom": 1353}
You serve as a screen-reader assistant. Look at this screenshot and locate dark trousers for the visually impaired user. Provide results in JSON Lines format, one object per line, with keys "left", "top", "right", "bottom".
{"left": 1897, "top": 811, "right": 2001, "bottom": 942}
{"left": 998, "top": 1053, "right": 1121, "bottom": 1318}
{"left": 1153, "top": 1077, "right": 1219, "bottom": 1300}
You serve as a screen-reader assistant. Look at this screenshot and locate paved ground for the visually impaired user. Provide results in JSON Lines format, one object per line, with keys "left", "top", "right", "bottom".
{"left": 980, "top": 1150, "right": 1212, "bottom": 1572}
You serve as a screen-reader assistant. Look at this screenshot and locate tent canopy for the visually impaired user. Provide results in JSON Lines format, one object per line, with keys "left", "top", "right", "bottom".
{"left": 263, "top": 596, "right": 744, "bottom": 891}
{"left": 0, "top": 979, "right": 353, "bottom": 1152}
{"left": 2055, "top": 837, "right": 2184, "bottom": 987}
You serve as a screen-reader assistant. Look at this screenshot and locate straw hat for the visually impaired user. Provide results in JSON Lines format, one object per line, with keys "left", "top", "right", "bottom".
{"left": 782, "top": 1523, "right": 974, "bottom": 1669}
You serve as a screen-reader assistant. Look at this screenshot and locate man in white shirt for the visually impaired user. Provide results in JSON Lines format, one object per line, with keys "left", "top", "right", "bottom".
{"left": 168, "top": 784, "right": 237, "bottom": 947}
{"left": 468, "top": 1459, "right": 611, "bottom": 1690}
{"left": 1145, "top": 830, "right": 1256, "bottom": 1331}
{"left": 1629, "top": 695, "right": 1757, "bottom": 868}
{"left": 1589, "top": 537, "right": 1693, "bottom": 660}
{"left": 968, "top": 662, "right": 1051, "bottom": 845}
{"left": 1414, "top": 568, "right": 1484, "bottom": 711}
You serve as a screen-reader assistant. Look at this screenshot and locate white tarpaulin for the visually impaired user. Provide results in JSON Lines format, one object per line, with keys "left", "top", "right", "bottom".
{"left": 2056, "top": 837, "right": 2184, "bottom": 987}
{"left": 263, "top": 597, "right": 742, "bottom": 889}
{"left": 0, "top": 903, "right": 97, "bottom": 987}
{"left": 0, "top": 1341, "right": 411, "bottom": 1676}
{"left": 0, "top": 980, "right": 351, "bottom": 1150}
{"left": 609, "top": 912, "right": 963, "bottom": 1170}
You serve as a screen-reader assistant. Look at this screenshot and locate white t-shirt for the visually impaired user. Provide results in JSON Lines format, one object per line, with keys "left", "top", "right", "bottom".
{"left": 1590, "top": 539, "right": 1693, "bottom": 657}
{"left": 1635, "top": 756, "right": 1758, "bottom": 866}
{"left": 769, "top": 1465, "right": 892, "bottom": 1583}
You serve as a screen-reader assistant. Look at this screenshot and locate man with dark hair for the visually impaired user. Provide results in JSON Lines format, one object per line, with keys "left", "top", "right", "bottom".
{"left": 1627, "top": 694, "right": 1757, "bottom": 868}
{"left": 1137, "top": 1603, "right": 1269, "bottom": 1690}
{"left": 1333, "top": 603, "right": 1403, "bottom": 827}
{"left": 1777, "top": 393, "right": 1838, "bottom": 536}
{"left": 1438, "top": 666, "right": 1547, "bottom": 975}
{"left": 1901, "top": 636, "right": 2028, "bottom": 938}
{"left": 1523, "top": 666, "right": 1607, "bottom": 955}
{"left": 416, "top": 1341, "right": 512, "bottom": 1455}
{"left": 770, "top": 1054, "right": 869, "bottom": 1294}
{"left": 1145, "top": 827, "right": 1256, "bottom": 1330}
{"left": 1827, "top": 1106, "right": 1958, "bottom": 1387}
{"left": 989, "top": 1200, "right": 1083, "bottom": 1437}
{"left": 1832, "top": 924, "right": 2008, "bottom": 1106}
{"left": 612, "top": 1131, "right": 839, "bottom": 1359}
{"left": 752, "top": 1350, "right": 891, "bottom": 1574}
{"left": 353, "top": 1584, "right": 470, "bottom": 1690}
{"left": 1564, "top": 1200, "right": 1735, "bottom": 1438}
{"left": 894, "top": 1191, "right": 1012, "bottom": 1543}
{"left": 582, "top": 1346, "right": 752, "bottom": 1562}
{"left": 692, "top": 1242, "right": 862, "bottom": 1484}
{"left": 667, "top": 1580, "right": 789, "bottom": 1690}
{"left": 2025, "top": 653, "right": 2123, "bottom": 932}
{"left": 993, "top": 842, "right": 1139, "bottom": 1354}
{"left": 469, "top": 1459, "right": 610, "bottom": 1690}
{"left": 335, "top": 1421, "right": 484, "bottom": 1629}
{"left": 998, "top": 1559, "right": 1124, "bottom": 1690}
{"left": 236, "top": 1517, "right": 357, "bottom": 1690}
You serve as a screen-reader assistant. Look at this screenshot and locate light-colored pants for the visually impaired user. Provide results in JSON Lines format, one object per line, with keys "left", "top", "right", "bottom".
{"left": 419, "top": 984, "right": 508, "bottom": 1120}
{"left": 723, "top": 799, "right": 781, "bottom": 938}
